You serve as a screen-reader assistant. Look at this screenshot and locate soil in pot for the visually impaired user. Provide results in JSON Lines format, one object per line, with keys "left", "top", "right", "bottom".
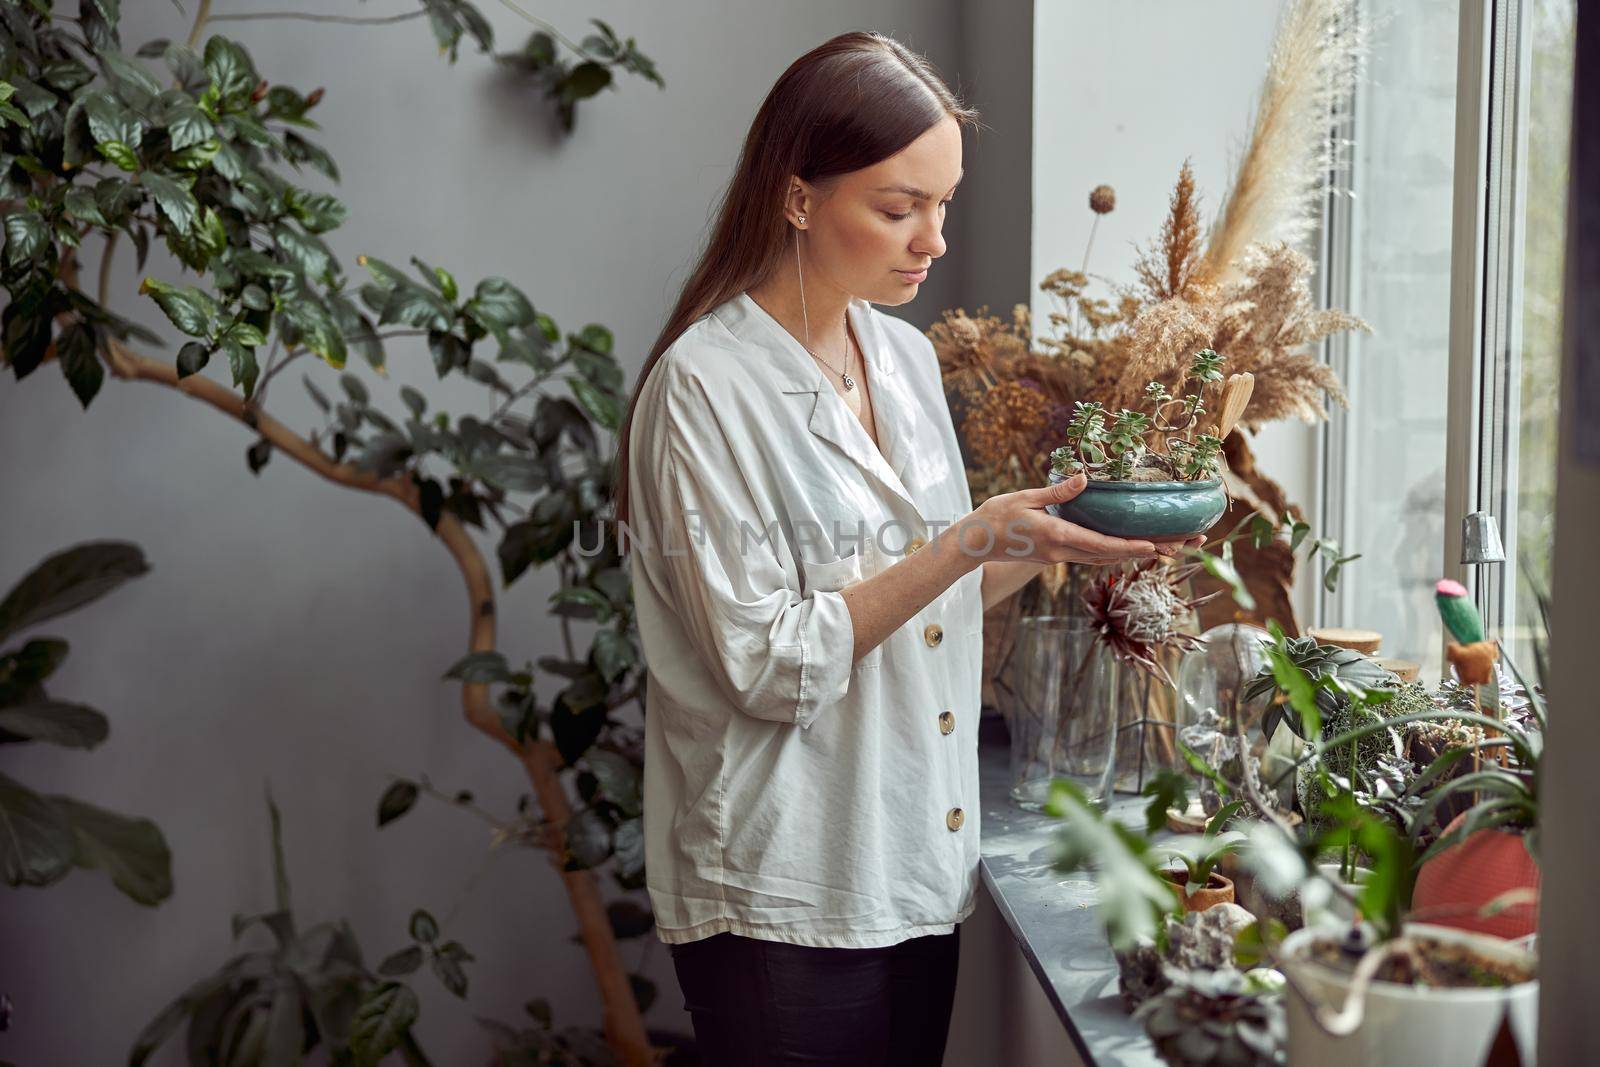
{"left": 1303, "top": 934, "right": 1534, "bottom": 988}
{"left": 1160, "top": 868, "right": 1235, "bottom": 912}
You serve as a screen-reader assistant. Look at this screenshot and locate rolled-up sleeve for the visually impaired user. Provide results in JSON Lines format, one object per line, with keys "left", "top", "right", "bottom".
{"left": 643, "top": 369, "right": 856, "bottom": 730}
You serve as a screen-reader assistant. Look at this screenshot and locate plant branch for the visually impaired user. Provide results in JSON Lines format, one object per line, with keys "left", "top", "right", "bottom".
{"left": 50, "top": 250, "right": 654, "bottom": 1066}
{"left": 207, "top": 10, "right": 427, "bottom": 26}
{"left": 186, "top": 0, "right": 214, "bottom": 50}
{"left": 493, "top": 0, "right": 603, "bottom": 61}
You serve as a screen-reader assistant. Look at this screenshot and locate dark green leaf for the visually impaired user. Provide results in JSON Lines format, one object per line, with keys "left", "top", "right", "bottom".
{"left": 442, "top": 650, "right": 510, "bottom": 683}
{"left": 567, "top": 375, "right": 619, "bottom": 432}
{"left": 628, "top": 973, "right": 656, "bottom": 1013}
{"left": 140, "top": 277, "right": 215, "bottom": 337}
{"left": 223, "top": 340, "right": 258, "bottom": 397}
{"left": 57, "top": 320, "right": 104, "bottom": 408}
{"left": 613, "top": 816, "right": 644, "bottom": 880}
{"left": 51, "top": 794, "right": 173, "bottom": 905}
{"left": 98, "top": 49, "right": 164, "bottom": 111}
{"left": 162, "top": 42, "right": 209, "bottom": 93}
{"left": 203, "top": 37, "right": 257, "bottom": 109}
{"left": 0, "top": 701, "right": 109, "bottom": 748}
{"left": 378, "top": 945, "right": 423, "bottom": 976}
{"left": 471, "top": 454, "right": 546, "bottom": 494}
{"left": 140, "top": 170, "right": 200, "bottom": 234}
{"left": 83, "top": 90, "right": 142, "bottom": 149}
{"left": 177, "top": 341, "right": 211, "bottom": 377}
{"left": 563, "top": 808, "right": 612, "bottom": 869}
{"left": 0, "top": 770, "right": 76, "bottom": 888}
{"left": 246, "top": 436, "right": 272, "bottom": 474}
{"left": 282, "top": 130, "right": 340, "bottom": 181}
{"left": 409, "top": 909, "right": 439, "bottom": 943}
{"left": 0, "top": 541, "right": 149, "bottom": 644}
{"left": 606, "top": 899, "right": 654, "bottom": 939}
{"left": 586, "top": 749, "right": 641, "bottom": 816}
{"left": 349, "top": 982, "right": 418, "bottom": 1067}
{"left": 285, "top": 188, "right": 347, "bottom": 234}
{"left": 399, "top": 386, "right": 426, "bottom": 418}
{"left": 431, "top": 953, "right": 468, "bottom": 998}
{"left": 377, "top": 780, "right": 419, "bottom": 827}
{"left": 3, "top": 211, "right": 49, "bottom": 266}
{"left": 467, "top": 277, "right": 535, "bottom": 332}
{"left": 63, "top": 186, "right": 109, "bottom": 227}
{"left": 593, "top": 629, "right": 634, "bottom": 684}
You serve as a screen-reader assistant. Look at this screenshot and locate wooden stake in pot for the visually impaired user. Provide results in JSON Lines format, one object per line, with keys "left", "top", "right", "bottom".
{"left": 1214, "top": 372, "right": 1256, "bottom": 441}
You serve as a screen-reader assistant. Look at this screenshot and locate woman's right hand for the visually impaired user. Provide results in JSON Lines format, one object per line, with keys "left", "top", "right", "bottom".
{"left": 948, "top": 472, "right": 1196, "bottom": 567}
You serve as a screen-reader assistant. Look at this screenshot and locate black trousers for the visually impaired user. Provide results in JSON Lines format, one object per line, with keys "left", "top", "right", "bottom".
{"left": 667, "top": 925, "right": 961, "bottom": 1066}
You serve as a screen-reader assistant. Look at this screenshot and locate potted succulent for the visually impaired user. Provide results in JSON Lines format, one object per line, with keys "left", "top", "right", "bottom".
{"left": 1134, "top": 965, "right": 1287, "bottom": 1067}
{"left": 1046, "top": 349, "right": 1245, "bottom": 542}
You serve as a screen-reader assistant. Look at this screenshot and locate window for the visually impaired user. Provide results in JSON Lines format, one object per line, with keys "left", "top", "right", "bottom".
{"left": 1321, "top": 0, "right": 1574, "bottom": 682}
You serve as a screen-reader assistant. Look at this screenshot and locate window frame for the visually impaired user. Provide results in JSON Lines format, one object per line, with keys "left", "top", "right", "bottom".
{"left": 1319, "top": 0, "right": 1542, "bottom": 649}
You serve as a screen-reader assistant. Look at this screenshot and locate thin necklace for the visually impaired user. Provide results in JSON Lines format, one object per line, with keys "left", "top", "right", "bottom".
{"left": 797, "top": 233, "right": 856, "bottom": 390}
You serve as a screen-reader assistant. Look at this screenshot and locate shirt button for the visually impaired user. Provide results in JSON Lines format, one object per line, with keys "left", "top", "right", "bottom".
{"left": 906, "top": 535, "right": 928, "bottom": 555}
{"left": 924, "top": 623, "right": 944, "bottom": 647}
{"left": 946, "top": 807, "right": 965, "bottom": 831}
{"left": 939, "top": 710, "right": 955, "bottom": 735}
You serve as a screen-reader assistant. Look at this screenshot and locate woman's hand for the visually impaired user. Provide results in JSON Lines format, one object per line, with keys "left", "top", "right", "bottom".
{"left": 948, "top": 472, "right": 1206, "bottom": 567}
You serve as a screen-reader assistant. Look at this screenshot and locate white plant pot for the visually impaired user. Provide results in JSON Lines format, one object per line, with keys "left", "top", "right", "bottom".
{"left": 1281, "top": 923, "right": 1539, "bottom": 1067}
{"left": 1300, "top": 863, "right": 1373, "bottom": 929}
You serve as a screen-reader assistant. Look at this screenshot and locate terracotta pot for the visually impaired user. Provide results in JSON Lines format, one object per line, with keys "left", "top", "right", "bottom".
{"left": 1411, "top": 812, "right": 1540, "bottom": 940}
{"left": 1160, "top": 868, "right": 1235, "bottom": 912}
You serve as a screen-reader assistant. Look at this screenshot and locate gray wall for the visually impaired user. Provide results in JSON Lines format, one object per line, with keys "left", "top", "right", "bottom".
{"left": 0, "top": 1, "right": 998, "bottom": 1062}
{"left": 0, "top": 0, "right": 1371, "bottom": 1063}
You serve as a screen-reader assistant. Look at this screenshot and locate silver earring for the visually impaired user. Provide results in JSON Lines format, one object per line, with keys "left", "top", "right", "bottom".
{"left": 796, "top": 215, "right": 806, "bottom": 225}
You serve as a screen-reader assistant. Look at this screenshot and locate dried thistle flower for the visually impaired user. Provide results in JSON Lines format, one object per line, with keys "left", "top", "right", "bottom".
{"left": 1090, "top": 184, "right": 1117, "bottom": 214}
{"left": 1082, "top": 562, "right": 1219, "bottom": 683}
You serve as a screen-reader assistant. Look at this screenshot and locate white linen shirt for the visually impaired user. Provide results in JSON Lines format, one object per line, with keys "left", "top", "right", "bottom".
{"left": 627, "top": 290, "right": 985, "bottom": 949}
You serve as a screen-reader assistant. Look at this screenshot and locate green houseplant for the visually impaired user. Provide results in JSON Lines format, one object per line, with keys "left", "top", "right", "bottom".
{"left": 1045, "top": 349, "right": 1231, "bottom": 543}
{"left": 0, "top": 540, "right": 172, "bottom": 905}
{"left": 1237, "top": 628, "right": 1541, "bottom": 1067}
{"left": 1, "top": 3, "right": 667, "bottom": 1062}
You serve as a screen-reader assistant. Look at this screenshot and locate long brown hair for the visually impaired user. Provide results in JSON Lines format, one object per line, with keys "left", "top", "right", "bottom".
{"left": 609, "top": 31, "right": 980, "bottom": 534}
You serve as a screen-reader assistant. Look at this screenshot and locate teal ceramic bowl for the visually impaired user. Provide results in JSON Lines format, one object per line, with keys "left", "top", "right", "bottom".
{"left": 1046, "top": 469, "right": 1227, "bottom": 542}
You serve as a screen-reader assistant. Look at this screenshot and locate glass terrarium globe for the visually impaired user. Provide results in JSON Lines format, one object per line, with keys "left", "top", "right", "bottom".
{"left": 1177, "top": 623, "right": 1273, "bottom": 738}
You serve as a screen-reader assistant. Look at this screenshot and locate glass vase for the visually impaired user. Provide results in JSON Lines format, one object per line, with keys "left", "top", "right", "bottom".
{"left": 1008, "top": 617, "right": 1120, "bottom": 810}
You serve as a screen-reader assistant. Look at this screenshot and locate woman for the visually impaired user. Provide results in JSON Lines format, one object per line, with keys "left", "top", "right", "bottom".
{"left": 613, "top": 31, "right": 1188, "bottom": 1066}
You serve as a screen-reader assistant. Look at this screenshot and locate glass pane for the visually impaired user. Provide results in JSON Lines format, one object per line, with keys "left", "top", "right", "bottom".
{"left": 1507, "top": 0, "right": 1575, "bottom": 681}
{"left": 1331, "top": 0, "right": 1460, "bottom": 680}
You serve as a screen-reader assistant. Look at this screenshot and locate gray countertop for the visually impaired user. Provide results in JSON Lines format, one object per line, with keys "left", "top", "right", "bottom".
{"left": 976, "top": 715, "right": 1163, "bottom": 1067}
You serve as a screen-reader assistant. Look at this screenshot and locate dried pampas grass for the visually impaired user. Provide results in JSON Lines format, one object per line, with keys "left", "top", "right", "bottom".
{"left": 1201, "top": 0, "right": 1369, "bottom": 286}
{"left": 1133, "top": 160, "right": 1206, "bottom": 303}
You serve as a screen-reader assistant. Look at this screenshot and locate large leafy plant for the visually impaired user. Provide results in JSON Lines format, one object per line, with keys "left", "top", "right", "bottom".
{"left": 2, "top": 3, "right": 663, "bottom": 1062}
{"left": 132, "top": 790, "right": 459, "bottom": 1066}
{"left": 0, "top": 540, "right": 173, "bottom": 906}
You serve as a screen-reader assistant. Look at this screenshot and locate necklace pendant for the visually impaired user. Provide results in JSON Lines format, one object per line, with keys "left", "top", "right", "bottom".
{"left": 842, "top": 373, "right": 856, "bottom": 390}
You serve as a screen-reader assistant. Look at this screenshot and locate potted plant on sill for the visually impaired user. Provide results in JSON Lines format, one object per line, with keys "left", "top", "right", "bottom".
{"left": 1405, "top": 664, "right": 1543, "bottom": 942}
{"left": 1237, "top": 632, "right": 1542, "bottom": 1067}
{"left": 1152, "top": 803, "right": 1248, "bottom": 913}
{"left": 1045, "top": 348, "right": 1244, "bottom": 543}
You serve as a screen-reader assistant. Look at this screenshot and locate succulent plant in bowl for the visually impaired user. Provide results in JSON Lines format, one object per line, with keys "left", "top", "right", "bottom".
{"left": 1046, "top": 349, "right": 1245, "bottom": 541}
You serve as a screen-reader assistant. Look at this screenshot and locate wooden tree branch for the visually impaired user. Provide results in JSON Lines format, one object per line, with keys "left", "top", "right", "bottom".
{"left": 52, "top": 251, "right": 656, "bottom": 1066}
{"left": 100, "top": 335, "right": 657, "bottom": 1064}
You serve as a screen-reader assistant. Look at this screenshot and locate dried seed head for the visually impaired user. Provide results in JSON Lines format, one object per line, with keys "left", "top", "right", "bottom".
{"left": 1089, "top": 185, "right": 1117, "bottom": 215}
